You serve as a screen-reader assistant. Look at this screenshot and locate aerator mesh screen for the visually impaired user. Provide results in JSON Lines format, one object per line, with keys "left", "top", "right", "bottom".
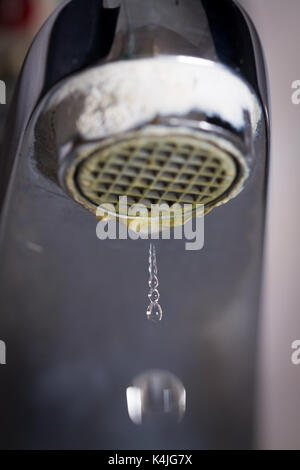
{"left": 75, "top": 134, "right": 238, "bottom": 211}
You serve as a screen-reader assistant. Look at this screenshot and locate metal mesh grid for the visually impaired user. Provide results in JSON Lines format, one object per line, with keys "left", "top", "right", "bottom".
{"left": 75, "top": 134, "right": 238, "bottom": 211}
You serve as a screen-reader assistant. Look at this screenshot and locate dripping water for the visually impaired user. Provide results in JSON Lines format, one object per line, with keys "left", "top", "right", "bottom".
{"left": 147, "top": 243, "right": 163, "bottom": 322}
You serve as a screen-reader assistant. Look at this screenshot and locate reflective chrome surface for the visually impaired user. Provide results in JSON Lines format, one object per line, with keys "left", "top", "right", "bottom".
{"left": 0, "top": 0, "right": 269, "bottom": 449}
{"left": 126, "top": 370, "right": 186, "bottom": 425}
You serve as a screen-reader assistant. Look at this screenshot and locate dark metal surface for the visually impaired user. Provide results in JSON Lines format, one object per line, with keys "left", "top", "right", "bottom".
{"left": 0, "top": 0, "right": 268, "bottom": 449}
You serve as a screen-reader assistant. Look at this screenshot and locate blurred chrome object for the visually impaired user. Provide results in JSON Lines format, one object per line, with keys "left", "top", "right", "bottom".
{"left": 127, "top": 370, "right": 186, "bottom": 425}
{"left": 0, "top": 0, "right": 269, "bottom": 450}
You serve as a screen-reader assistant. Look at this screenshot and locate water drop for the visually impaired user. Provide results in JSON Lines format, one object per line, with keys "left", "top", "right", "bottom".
{"left": 148, "top": 289, "right": 160, "bottom": 303}
{"left": 148, "top": 276, "right": 159, "bottom": 289}
{"left": 146, "top": 302, "right": 162, "bottom": 322}
{"left": 147, "top": 243, "right": 163, "bottom": 322}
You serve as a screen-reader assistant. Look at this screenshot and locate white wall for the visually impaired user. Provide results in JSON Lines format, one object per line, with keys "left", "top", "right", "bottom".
{"left": 239, "top": 0, "right": 300, "bottom": 450}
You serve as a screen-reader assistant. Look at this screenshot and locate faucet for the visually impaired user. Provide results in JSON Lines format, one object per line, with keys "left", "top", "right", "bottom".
{"left": 0, "top": 0, "right": 269, "bottom": 449}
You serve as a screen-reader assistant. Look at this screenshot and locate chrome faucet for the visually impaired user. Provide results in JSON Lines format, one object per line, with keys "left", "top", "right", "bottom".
{"left": 0, "top": 0, "right": 269, "bottom": 449}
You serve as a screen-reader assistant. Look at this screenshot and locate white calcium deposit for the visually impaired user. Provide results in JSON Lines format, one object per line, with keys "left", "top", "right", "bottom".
{"left": 46, "top": 56, "right": 262, "bottom": 145}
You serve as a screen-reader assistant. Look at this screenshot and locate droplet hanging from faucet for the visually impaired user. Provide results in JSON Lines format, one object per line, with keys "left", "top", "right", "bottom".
{"left": 147, "top": 243, "right": 163, "bottom": 322}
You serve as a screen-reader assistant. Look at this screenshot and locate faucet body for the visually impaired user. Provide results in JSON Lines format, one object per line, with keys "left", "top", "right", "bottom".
{"left": 0, "top": 0, "right": 269, "bottom": 449}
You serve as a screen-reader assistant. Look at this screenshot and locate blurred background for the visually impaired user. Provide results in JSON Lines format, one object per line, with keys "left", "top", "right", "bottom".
{"left": 0, "top": 0, "right": 299, "bottom": 450}
{"left": 0, "top": 0, "right": 61, "bottom": 139}
{"left": 238, "top": 0, "right": 300, "bottom": 450}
